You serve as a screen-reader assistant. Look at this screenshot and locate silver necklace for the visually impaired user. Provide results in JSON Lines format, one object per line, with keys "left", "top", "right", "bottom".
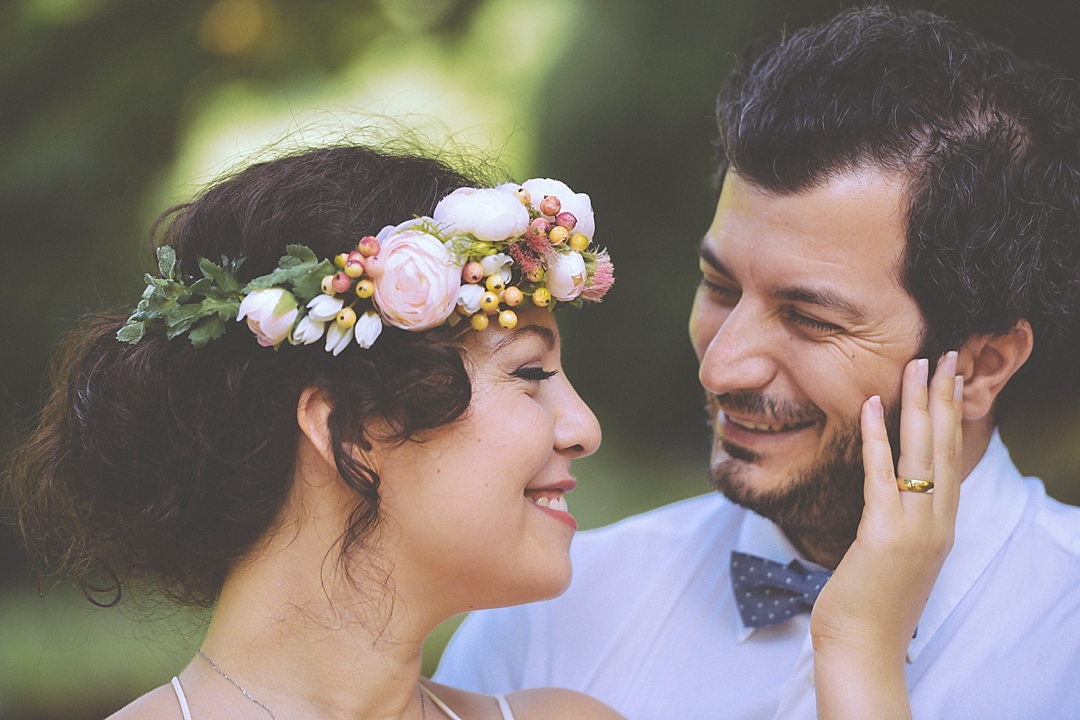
{"left": 198, "top": 650, "right": 427, "bottom": 720}
{"left": 199, "top": 651, "right": 278, "bottom": 720}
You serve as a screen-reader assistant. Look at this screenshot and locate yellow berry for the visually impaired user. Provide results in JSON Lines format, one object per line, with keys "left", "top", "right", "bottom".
{"left": 480, "top": 291, "right": 501, "bottom": 314}
{"left": 498, "top": 310, "right": 518, "bottom": 329}
{"left": 344, "top": 261, "right": 364, "bottom": 278}
{"left": 334, "top": 253, "right": 349, "bottom": 269}
{"left": 336, "top": 307, "right": 357, "bottom": 329}
{"left": 321, "top": 275, "right": 336, "bottom": 295}
{"left": 485, "top": 274, "right": 506, "bottom": 292}
{"left": 549, "top": 226, "right": 569, "bottom": 245}
{"left": 355, "top": 279, "right": 375, "bottom": 298}
{"left": 532, "top": 287, "right": 552, "bottom": 307}
{"left": 502, "top": 286, "right": 524, "bottom": 307}
{"left": 526, "top": 268, "right": 545, "bottom": 283}
{"left": 569, "top": 233, "right": 589, "bottom": 252}
{"left": 470, "top": 312, "right": 490, "bottom": 331}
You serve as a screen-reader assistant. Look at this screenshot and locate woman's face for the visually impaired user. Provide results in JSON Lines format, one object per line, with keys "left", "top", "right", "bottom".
{"left": 374, "top": 306, "right": 601, "bottom": 614}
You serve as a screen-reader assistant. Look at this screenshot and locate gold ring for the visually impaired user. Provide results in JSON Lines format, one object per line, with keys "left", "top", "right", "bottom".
{"left": 897, "top": 477, "right": 934, "bottom": 493}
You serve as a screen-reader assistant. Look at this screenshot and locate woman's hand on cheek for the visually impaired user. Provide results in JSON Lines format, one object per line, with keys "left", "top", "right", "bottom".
{"left": 811, "top": 353, "right": 963, "bottom": 720}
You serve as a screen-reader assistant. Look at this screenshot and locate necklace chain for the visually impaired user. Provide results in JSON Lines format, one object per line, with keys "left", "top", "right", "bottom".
{"left": 199, "top": 651, "right": 278, "bottom": 720}
{"left": 198, "top": 650, "right": 428, "bottom": 720}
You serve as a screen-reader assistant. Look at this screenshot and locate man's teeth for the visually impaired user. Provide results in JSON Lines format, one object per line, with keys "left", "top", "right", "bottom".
{"left": 728, "top": 417, "right": 803, "bottom": 432}
{"left": 530, "top": 494, "right": 568, "bottom": 512}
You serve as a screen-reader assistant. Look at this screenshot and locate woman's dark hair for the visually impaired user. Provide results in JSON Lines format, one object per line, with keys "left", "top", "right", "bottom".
{"left": 715, "top": 6, "right": 1080, "bottom": 366}
{"left": 8, "top": 145, "right": 486, "bottom": 608}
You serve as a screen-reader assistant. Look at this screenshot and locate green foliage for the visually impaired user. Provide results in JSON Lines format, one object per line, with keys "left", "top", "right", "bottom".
{"left": 248, "top": 245, "right": 334, "bottom": 303}
{"left": 117, "top": 249, "right": 246, "bottom": 348}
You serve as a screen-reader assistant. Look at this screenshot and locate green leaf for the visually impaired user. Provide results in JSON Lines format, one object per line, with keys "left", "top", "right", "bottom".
{"left": 188, "top": 316, "right": 227, "bottom": 347}
{"left": 285, "top": 245, "right": 318, "bottom": 265}
{"left": 199, "top": 257, "right": 226, "bottom": 286}
{"left": 291, "top": 260, "right": 335, "bottom": 301}
{"left": 156, "top": 246, "right": 177, "bottom": 280}
{"left": 116, "top": 321, "right": 146, "bottom": 344}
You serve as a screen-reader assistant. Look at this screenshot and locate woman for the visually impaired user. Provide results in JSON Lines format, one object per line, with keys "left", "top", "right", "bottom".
{"left": 8, "top": 145, "right": 961, "bottom": 720}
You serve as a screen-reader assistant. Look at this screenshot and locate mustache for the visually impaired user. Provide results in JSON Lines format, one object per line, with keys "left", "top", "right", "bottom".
{"left": 707, "top": 390, "right": 827, "bottom": 426}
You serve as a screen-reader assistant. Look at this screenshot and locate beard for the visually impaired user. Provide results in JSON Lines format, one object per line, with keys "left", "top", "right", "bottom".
{"left": 708, "top": 390, "right": 901, "bottom": 546}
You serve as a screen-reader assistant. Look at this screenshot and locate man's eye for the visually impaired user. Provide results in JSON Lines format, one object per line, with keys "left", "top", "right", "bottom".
{"left": 512, "top": 366, "right": 559, "bottom": 382}
{"left": 787, "top": 310, "right": 841, "bottom": 334}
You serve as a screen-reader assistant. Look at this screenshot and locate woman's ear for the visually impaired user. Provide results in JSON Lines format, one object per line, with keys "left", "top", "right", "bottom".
{"left": 956, "top": 320, "right": 1034, "bottom": 421}
{"left": 297, "top": 387, "right": 336, "bottom": 468}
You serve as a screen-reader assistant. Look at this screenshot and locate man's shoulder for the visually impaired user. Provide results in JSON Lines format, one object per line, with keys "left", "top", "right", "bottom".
{"left": 1021, "top": 480, "right": 1080, "bottom": 557}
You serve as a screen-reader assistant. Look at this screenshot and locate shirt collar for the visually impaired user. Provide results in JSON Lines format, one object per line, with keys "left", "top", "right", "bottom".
{"left": 732, "top": 507, "right": 828, "bottom": 642}
{"left": 728, "top": 430, "right": 1029, "bottom": 652}
{"left": 905, "top": 429, "right": 1029, "bottom": 662}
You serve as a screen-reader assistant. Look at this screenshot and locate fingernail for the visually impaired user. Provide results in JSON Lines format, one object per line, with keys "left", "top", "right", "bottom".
{"left": 954, "top": 375, "right": 964, "bottom": 402}
{"left": 870, "top": 395, "right": 883, "bottom": 418}
{"left": 916, "top": 358, "right": 929, "bottom": 386}
{"left": 943, "top": 351, "right": 958, "bottom": 377}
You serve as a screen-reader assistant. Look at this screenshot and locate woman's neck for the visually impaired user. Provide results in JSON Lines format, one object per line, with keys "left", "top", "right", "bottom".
{"left": 188, "top": 496, "right": 439, "bottom": 719}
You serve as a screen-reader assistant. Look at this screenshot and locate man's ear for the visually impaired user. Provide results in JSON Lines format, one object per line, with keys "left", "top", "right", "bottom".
{"left": 956, "top": 320, "right": 1034, "bottom": 421}
{"left": 297, "top": 387, "right": 336, "bottom": 468}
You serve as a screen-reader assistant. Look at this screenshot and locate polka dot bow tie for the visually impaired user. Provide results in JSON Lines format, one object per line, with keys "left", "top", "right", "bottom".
{"left": 730, "top": 550, "right": 834, "bottom": 628}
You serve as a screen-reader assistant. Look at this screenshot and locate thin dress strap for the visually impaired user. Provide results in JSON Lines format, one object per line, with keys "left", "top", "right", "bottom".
{"left": 494, "top": 694, "right": 517, "bottom": 720}
{"left": 171, "top": 677, "right": 193, "bottom": 720}
{"left": 420, "top": 685, "right": 466, "bottom": 720}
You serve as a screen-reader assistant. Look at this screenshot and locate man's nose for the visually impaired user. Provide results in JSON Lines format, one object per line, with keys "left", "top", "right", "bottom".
{"left": 698, "top": 302, "right": 779, "bottom": 396}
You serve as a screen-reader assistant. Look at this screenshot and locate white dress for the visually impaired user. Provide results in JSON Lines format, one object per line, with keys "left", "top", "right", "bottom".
{"left": 170, "top": 676, "right": 517, "bottom": 720}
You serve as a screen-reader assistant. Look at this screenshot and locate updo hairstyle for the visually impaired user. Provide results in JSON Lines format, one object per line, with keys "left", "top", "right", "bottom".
{"left": 8, "top": 146, "right": 484, "bottom": 609}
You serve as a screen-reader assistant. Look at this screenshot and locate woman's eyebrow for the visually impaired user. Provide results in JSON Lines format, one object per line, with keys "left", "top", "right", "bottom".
{"left": 494, "top": 325, "right": 558, "bottom": 352}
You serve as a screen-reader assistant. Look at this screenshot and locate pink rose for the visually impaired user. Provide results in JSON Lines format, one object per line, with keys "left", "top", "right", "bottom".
{"left": 370, "top": 229, "right": 462, "bottom": 330}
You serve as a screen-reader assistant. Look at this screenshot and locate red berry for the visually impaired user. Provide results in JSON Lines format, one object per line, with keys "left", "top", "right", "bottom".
{"left": 539, "top": 195, "right": 562, "bottom": 216}
{"left": 556, "top": 212, "right": 577, "bottom": 231}
{"left": 332, "top": 273, "right": 352, "bottom": 293}
{"left": 357, "top": 236, "right": 380, "bottom": 257}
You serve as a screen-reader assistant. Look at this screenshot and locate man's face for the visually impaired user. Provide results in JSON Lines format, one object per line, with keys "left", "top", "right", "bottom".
{"left": 689, "top": 170, "right": 924, "bottom": 538}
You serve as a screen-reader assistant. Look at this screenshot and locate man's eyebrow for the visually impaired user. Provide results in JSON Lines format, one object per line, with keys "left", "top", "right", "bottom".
{"left": 493, "top": 325, "right": 558, "bottom": 352}
{"left": 774, "top": 286, "right": 868, "bottom": 323}
{"left": 698, "top": 242, "right": 734, "bottom": 279}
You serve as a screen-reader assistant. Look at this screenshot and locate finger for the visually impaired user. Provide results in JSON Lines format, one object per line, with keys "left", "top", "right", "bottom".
{"left": 861, "top": 394, "right": 900, "bottom": 515}
{"left": 928, "top": 350, "right": 962, "bottom": 516}
{"left": 895, "top": 358, "right": 934, "bottom": 514}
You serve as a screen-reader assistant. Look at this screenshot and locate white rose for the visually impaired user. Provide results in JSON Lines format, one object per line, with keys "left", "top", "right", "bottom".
{"left": 306, "top": 294, "right": 344, "bottom": 322}
{"left": 324, "top": 321, "right": 353, "bottom": 356}
{"left": 353, "top": 311, "right": 383, "bottom": 349}
{"left": 545, "top": 251, "right": 587, "bottom": 301}
{"left": 237, "top": 288, "right": 298, "bottom": 347}
{"left": 479, "top": 252, "right": 513, "bottom": 283}
{"left": 290, "top": 315, "right": 325, "bottom": 345}
{"left": 457, "top": 283, "right": 485, "bottom": 314}
{"left": 521, "top": 178, "right": 595, "bottom": 241}
{"left": 434, "top": 187, "right": 530, "bottom": 242}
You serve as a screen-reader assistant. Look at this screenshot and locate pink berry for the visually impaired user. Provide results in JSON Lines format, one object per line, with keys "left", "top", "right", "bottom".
{"left": 556, "top": 212, "right": 577, "bottom": 231}
{"left": 357, "top": 235, "right": 380, "bottom": 257}
{"left": 529, "top": 217, "right": 551, "bottom": 234}
{"left": 332, "top": 273, "right": 352, "bottom": 293}
{"left": 348, "top": 250, "right": 364, "bottom": 265}
{"left": 364, "top": 255, "right": 384, "bottom": 279}
{"left": 463, "top": 261, "right": 484, "bottom": 283}
{"left": 539, "top": 195, "right": 561, "bottom": 216}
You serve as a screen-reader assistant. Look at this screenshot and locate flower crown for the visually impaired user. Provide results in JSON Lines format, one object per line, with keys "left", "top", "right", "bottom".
{"left": 118, "top": 178, "right": 614, "bottom": 354}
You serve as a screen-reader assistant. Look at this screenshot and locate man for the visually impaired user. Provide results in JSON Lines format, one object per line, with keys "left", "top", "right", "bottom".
{"left": 435, "top": 7, "right": 1080, "bottom": 718}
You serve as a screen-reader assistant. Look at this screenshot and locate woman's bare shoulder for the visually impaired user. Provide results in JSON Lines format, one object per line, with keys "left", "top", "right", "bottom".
{"left": 106, "top": 683, "right": 181, "bottom": 720}
{"left": 420, "top": 681, "right": 624, "bottom": 720}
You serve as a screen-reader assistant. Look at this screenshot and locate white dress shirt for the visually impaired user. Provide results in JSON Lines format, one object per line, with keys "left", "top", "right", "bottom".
{"left": 435, "top": 432, "right": 1080, "bottom": 719}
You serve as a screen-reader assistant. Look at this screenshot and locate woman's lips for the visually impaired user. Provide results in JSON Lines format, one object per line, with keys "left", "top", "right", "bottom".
{"left": 524, "top": 486, "right": 577, "bottom": 530}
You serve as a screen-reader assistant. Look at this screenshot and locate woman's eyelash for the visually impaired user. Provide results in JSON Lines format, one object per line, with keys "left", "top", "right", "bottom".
{"left": 512, "top": 367, "right": 559, "bottom": 382}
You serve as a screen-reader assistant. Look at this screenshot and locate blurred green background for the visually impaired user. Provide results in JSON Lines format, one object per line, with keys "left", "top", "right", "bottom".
{"left": 3, "top": 0, "right": 1080, "bottom": 717}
